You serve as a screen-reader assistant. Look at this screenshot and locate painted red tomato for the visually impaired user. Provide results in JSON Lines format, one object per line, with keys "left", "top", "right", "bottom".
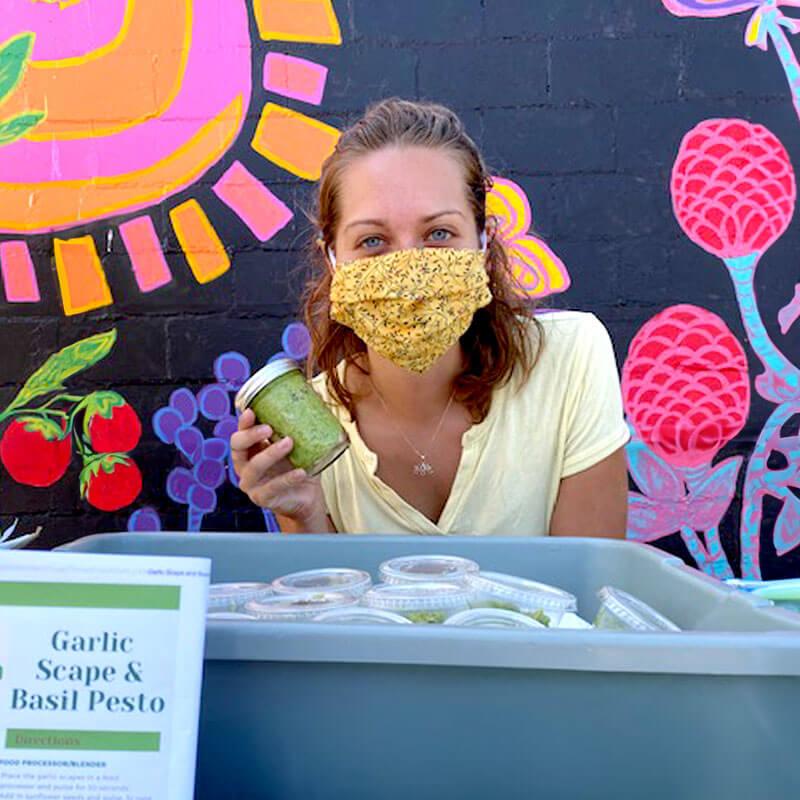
{"left": 83, "top": 455, "right": 143, "bottom": 512}
{"left": 87, "top": 402, "right": 142, "bottom": 453}
{"left": 0, "top": 417, "right": 72, "bottom": 487}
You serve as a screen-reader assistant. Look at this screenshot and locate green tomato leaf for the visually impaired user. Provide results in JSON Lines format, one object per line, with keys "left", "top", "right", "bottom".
{"left": 3, "top": 330, "right": 117, "bottom": 417}
{"left": 0, "top": 33, "right": 35, "bottom": 104}
{"left": 0, "top": 111, "right": 45, "bottom": 145}
{"left": 19, "top": 415, "right": 65, "bottom": 442}
{"left": 79, "top": 453, "right": 130, "bottom": 497}
{"left": 81, "top": 391, "right": 125, "bottom": 439}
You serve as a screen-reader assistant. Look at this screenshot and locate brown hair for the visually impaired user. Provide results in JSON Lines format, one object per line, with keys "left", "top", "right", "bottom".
{"left": 302, "top": 98, "right": 541, "bottom": 423}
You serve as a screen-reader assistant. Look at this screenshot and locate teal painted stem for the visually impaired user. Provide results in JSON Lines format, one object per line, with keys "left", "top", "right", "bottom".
{"left": 765, "top": 9, "right": 800, "bottom": 124}
{"left": 724, "top": 253, "right": 800, "bottom": 392}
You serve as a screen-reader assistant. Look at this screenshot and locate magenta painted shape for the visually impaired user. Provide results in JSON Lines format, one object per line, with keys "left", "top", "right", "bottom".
{"left": 0, "top": 240, "right": 39, "bottom": 302}
{"left": 661, "top": 0, "right": 761, "bottom": 17}
{"left": 2, "top": 0, "right": 127, "bottom": 61}
{"left": 263, "top": 52, "right": 328, "bottom": 105}
{"left": 0, "top": 0, "right": 252, "bottom": 232}
{"left": 212, "top": 161, "right": 293, "bottom": 242}
{"left": 119, "top": 215, "right": 173, "bottom": 292}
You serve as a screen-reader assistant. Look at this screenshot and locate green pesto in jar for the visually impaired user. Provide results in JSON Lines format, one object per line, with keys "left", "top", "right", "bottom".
{"left": 237, "top": 360, "right": 349, "bottom": 476}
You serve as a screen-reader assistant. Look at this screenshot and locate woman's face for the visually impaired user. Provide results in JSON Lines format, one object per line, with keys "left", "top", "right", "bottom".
{"left": 332, "top": 145, "right": 480, "bottom": 264}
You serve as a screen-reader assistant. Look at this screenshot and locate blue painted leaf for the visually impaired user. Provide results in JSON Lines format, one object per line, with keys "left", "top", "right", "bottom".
{"left": 774, "top": 493, "right": 800, "bottom": 556}
{"left": 627, "top": 493, "right": 684, "bottom": 541}
{"left": 626, "top": 439, "right": 683, "bottom": 500}
{"left": 687, "top": 457, "right": 742, "bottom": 531}
{"left": 194, "top": 458, "right": 226, "bottom": 489}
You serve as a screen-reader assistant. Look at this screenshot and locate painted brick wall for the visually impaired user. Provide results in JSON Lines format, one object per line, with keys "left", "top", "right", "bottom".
{"left": 1, "top": 0, "right": 798, "bottom": 579}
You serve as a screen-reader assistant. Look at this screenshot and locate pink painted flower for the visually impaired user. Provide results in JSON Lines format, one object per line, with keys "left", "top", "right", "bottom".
{"left": 661, "top": 1, "right": 763, "bottom": 18}
{"left": 671, "top": 118, "right": 795, "bottom": 258}
{"left": 486, "top": 177, "right": 570, "bottom": 299}
{"left": 622, "top": 304, "right": 750, "bottom": 468}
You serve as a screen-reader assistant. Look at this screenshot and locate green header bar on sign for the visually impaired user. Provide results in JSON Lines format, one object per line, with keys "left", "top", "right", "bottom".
{"left": 6, "top": 729, "right": 161, "bottom": 752}
{"left": 0, "top": 582, "right": 180, "bottom": 610}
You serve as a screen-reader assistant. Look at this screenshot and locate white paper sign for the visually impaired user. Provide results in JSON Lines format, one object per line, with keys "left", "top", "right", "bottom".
{"left": 0, "top": 550, "right": 209, "bottom": 800}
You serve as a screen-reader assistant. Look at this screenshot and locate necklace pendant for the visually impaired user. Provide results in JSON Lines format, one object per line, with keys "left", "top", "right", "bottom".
{"left": 414, "top": 458, "right": 434, "bottom": 477}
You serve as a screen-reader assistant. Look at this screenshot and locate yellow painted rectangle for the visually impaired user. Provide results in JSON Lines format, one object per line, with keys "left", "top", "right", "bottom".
{"left": 252, "top": 103, "right": 340, "bottom": 181}
{"left": 53, "top": 235, "right": 112, "bottom": 315}
{"left": 169, "top": 199, "right": 230, "bottom": 284}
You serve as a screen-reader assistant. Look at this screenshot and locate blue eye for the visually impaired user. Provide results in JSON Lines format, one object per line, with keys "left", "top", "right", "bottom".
{"left": 360, "top": 236, "right": 384, "bottom": 249}
{"left": 428, "top": 229, "right": 452, "bottom": 243}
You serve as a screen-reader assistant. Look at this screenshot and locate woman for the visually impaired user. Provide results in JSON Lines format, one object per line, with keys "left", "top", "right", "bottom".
{"left": 232, "top": 98, "right": 629, "bottom": 537}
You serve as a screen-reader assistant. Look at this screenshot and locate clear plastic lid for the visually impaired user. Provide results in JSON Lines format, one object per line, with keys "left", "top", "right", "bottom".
{"left": 445, "top": 608, "right": 546, "bottom": 629}
{"left": 272, "top": 568, "right": 372, "bottom": 598}
{"left": 465, "top": 572, "right": 576, "bottom": 618}
{"left": 206, "top": 611, "right": 257, "bottom": 621}
{"left": 362, "top": 582, "right": 472, "bottom": 623}
{"left": 244, "top": 592, "right": 358, "bottom": 621}
{"left": 594, "top": 586, "right": 680, "bottom": 632}
{"left": 313, "top": 608, "right": 412, "bottom": 625}
{"left": 379, "top": 554, "right": 480, "bottom": 585}
{"left": 208, "top": 582, "right": 273, "bottom": 611}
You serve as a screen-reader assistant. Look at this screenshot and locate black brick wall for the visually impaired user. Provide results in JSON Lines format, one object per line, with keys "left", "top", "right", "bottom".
{"left": 2, "top": 0, "right": 798, "bottom": 578}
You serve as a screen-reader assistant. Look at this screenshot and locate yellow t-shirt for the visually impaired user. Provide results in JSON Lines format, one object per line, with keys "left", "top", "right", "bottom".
{"left": 311, "top": 311, "right": 630, "bottom": 536}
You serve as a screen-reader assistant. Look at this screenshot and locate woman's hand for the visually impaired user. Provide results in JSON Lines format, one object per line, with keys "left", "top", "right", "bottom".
{"left": 230, "top": 409, "right": 333, "bottom": 533}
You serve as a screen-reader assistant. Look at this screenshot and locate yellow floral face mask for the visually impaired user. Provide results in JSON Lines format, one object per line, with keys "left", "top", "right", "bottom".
{"left": 329, "top": 247, "right": 492, "bottom": 373}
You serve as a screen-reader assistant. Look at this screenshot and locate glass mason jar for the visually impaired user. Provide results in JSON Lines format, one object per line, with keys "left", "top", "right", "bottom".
{"left": 235, "top": 358, "right": 349, "bottom": 476}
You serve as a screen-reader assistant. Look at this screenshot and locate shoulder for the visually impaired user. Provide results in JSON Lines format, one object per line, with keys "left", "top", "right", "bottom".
{"left": 524, "top": 310, "right": 613, "bottom": 368}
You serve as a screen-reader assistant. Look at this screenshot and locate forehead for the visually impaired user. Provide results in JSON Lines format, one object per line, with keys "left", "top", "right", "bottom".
{"left": 337, "top": 145, "right": 471, "bottom": 223}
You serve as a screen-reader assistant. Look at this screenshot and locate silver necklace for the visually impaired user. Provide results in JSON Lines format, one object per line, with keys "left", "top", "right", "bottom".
{"left": 371, "top": 380, "right": 456, "bottom": 477}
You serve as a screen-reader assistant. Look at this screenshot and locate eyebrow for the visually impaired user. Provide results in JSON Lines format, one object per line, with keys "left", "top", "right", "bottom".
{"left": 343, "top": 210, "right": 466, "bottom": 233}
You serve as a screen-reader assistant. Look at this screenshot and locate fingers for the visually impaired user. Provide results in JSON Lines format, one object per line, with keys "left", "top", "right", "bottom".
{"left": 237, "top": 436, "right": 295, "bottom": 494}
{"left": 230, "top": 412, "right": 272, "bottom": 478}
{"left": 245, "top": 467, "right": 309, "bottom": 511}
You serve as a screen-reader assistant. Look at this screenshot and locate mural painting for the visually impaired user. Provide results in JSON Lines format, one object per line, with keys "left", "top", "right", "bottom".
{"left": 0, "top": 0, "right": 798, "bottom": 579}
{"left": 0, "top": 329, "right": 142, "bottom": 511}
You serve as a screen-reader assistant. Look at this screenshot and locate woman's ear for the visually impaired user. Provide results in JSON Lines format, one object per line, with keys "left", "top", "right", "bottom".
{"left": 317, "top": 237, "right": 335, "bottom": 273}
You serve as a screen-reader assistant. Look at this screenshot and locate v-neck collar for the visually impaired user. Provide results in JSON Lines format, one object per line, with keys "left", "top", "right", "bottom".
{"left": 342, "top": 393, "right": 499, "bottom": 533}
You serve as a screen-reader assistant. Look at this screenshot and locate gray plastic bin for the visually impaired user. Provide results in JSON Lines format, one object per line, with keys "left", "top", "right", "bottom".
{"left": 59, "top": 533, "right": 800, "bottom": 800}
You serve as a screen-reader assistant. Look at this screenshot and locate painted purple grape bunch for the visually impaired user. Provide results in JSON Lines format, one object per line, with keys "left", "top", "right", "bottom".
{"left": 128, "top": 322, "right": 312, "bottom": 533}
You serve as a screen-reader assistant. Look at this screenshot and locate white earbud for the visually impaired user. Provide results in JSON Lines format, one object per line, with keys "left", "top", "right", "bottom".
{"left": 327, "top": 247, "right": 337, "bottom": 269}
{"left": 480, "top": 230, "right": 488, "bottom": 253}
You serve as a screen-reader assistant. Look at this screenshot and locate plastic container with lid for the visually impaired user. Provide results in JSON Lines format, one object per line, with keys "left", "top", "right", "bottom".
{"left": 361, "top": 582, "right": 472, "bottom": 623}
{"left": 208, "top": 582, "right": 273, "bottom": 613}
{"left": 272, "top": 568, "right": 372, "bottom": 598}
{"left": 594, "top": 586, "right": 680, "bottom": 632}
{"left": 245, "top": 592, "right": 358, "bottom": 622}
{"left": 378, "top": 554, "right": 479, "bottom": 586}
{"left": 445, "top": 608, "right": 546, "bottom": 629}
{"left": 465, "top": 571, "right": 576, "bottom": 627}
{"left": 313, "top": 607, "right": 412, "bottom": 625}
{"left": 234, "top": 358, "right": 349, "bottom": 476}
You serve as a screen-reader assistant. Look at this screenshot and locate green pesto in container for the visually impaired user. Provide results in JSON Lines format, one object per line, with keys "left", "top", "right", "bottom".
{"left": 235, "top": 358, "right": 349, "bottom": 476}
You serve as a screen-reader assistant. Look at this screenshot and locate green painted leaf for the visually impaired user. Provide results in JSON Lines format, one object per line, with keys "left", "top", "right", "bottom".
{"left": 19, "top": 416, "right": 65, "bottom": 442}
{"left": 0, "top": 33, "right": 35, "bottom": 103}
{"left": 79, "top": 453, "right": 130, "bottom": 497}
{"left": 81, "top": 391, "right": 125, "bottom": 439}
{"left": 4, "top": 330, "right": 117, "bottom": 417}
{"left": 0, "top": 111, "right": 45, "bottom": 146}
